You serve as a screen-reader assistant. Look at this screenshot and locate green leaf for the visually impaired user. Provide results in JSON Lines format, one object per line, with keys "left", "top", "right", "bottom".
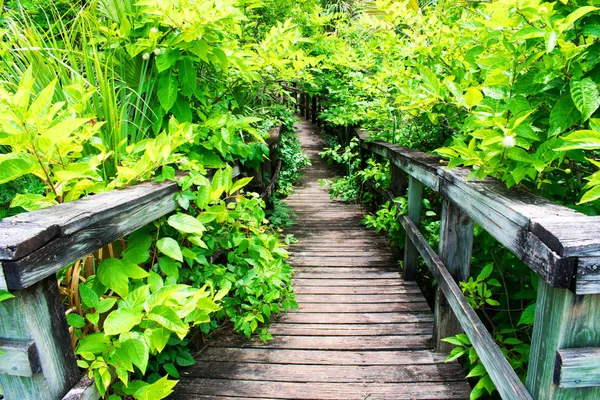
{"left": 172, "top": 95, "right": 193, "bottom": 123}
{"left": 76, "top": 332, "right": 110, "bottom": 354}
{"left": 560, "top": 6, "right": 598, "bottom": 33}
{"left": 466, "top": 363, "right": 487, "bottom": 378}
{"left": 178, "top": 58, "right": 197, "bottom": 97}
{"left": 146, "top": 327, "right": 171, "bottom": 353}
{"left": 0, "top": 154, "right": 39, "bottom": 185}
{"left": 549, "top": 95, "right": 581, "bottom": 137}
{"left": 26, "top": 79, "right": 57, "bottom": 122}
{"left": 158, "top": 72, "right": 178, "bottom": 112}
{"left": 67, "top": 313, "right": 86, "bottom": 328}
{"left": 103, "top": 308, "right": 144, "bottom": 336}
{"left": 445, "top": 347, "right": 467, "bottom": 362}
{"left": 97, "top": 258, "right": 130, "bottom": 298}
{"left": 506, "top": 147, "right": 532, "bottom": 162}
{"left": 157, "top": 237, "right": 183, "bottom": 262}
{"left": 121, "top": 337, "right": 149, "bottom": 374}
{"left": 465, "top": 88, "right": 483, "bottom": 108}
{"left": 163, "top": 362, "right": 180, "bottom": 378}
{"left": 477, "top": 264, "right": 493, "bottom": 281}
{"left": 96, "top": 298, "right": 117, "bottom": 313}
{"left": 158, "top": 257, "right": 179, "bottom": 277}
{"left": 134, "top": 376, "right": 178, "bottom": 400}
{"left": 570, "top": 78, "right": 600, "bottom": 122}
{"left": 147, "top": 305, "right": 188, "bottom": 339}
{"left": 0, "top": 290, "right": 15, "bottom": 302}
{"left": 556, "top": 130, "right": 600, "bottom": 151}
{"left": 167, "top": 214, "right": 206, "bottom": 235}
{"left": 229, "top": 177, "right": 253, "bottom": 195}
{"left": 518, "top": 302, "right": 536, "bottom": 325}
{"left": 175, "top": 351, "right": 195, "bottom": 367}
{"left": 580, "top": 185, "right": 600, "bottom": 204}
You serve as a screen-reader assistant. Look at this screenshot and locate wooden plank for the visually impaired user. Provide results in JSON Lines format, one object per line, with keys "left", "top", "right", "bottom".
{"left": 0, "top": 180, "right": 177, "bottom": 261}
{"left": 194, "top": 347, "right": 447, "bottom": 365}
{"left": 292, "top": 271, "right": 400, "bottom": 279}
{"left": 526, "top": 281, "right": 600, "bottom": 399}
{"left": 268, "top": 323, "right": 432, "bottom": 336}
{"left": 171, "top": 379, "right": 471, "bottom": 399}
{"left": 180, "top": 362, "right": 465, "bottom": 383}
{"left": 213, "top": 334, "right": 432, "bottom": 350}
{"left": 289, "top": 258, "right": 395, "bottom": 267}
{"left": 294, "top": 285, "right": 422, "bottom": 295}
{"left": 0, "top": 339, "right": 40, "bottom": 377}
{"left": 576, "top": 257, "right": 600, "bottom": 295}
{"left": 530, "top": 216, "right": 600, "bottom": 257}
{"left": 434, "top": 199, "right": 474, "bottom": 353}
{"left": 277, "top": 312, "right": 433, "bottom": 324}
{"left": 2, "top": 194, "right": 175, "bottom": 290}
{"left": 61, "top": 375, "right": 101, "bottom": 400}
{"left": 292, "top": 278, "right": 406, "bottom": 287}
{"left": 296, "top": 302, "right": 431, "bottom": 313}
{"left": 399, "top": 215, "right": 533, "bottom": 400}
{"left": 295, "top": 294, "right": 425, "bottom": 303}
{"left": 404, "top": 176, "right": 423, "bottom": 280}
{"left": 0, "top": 276, "right": 80, "bottom": 399}
{"left": 0, "top": 261, "right": 7, "bottom": 290}
{"left": 555, "top": 348, "right": 600, "bottom": 389}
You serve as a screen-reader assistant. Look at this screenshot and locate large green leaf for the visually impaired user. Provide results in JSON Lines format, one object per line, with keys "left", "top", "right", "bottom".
{"left": 103, "top": 308, "right": 144, "bottom": 336}
{"left": 555, "top": 130, "right": 600, "bottom": 150}
{"left": 147, "top": 305, "right": 188, "bottom": 338}
{"left": 134, "top": 376, "right": 178, "bottom": 400}
{"left": 157, "top": 237, "right": 184, "bottom": 262}
{"left": 121, "top": 337, "right": 149, "bottom": 374}
{"left": 158, "top": 72, "right": 178, "bottom": 111}
{"left": 178, "top": 58, "right": 197, "bottom": 97}
{"left": 172, "top": 95, "right": 192, "bottom": 122}
{"left": 570, "top": 78, "right": 600, "bottom": 122}
{"left": 580, "top": 185, "right": 600, "bottom": 204}
{"left": 549, "top": 95, "right": 581, "bottom": 137}
{"left": 0, "top": 154, "right": 39, "bottom": 185}
{"left": 168, "top": 213, "right": 206, "bottom": 235}
{"left": 76, "top": 332, "right": 110, "bottom": 354}
{"left": 97, "top": 258, "right": 130, "bottom": 298}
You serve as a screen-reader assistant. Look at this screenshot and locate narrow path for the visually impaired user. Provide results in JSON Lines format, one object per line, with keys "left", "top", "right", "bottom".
{"left": 172, "top": 119, "right": 470, "bottom": 399}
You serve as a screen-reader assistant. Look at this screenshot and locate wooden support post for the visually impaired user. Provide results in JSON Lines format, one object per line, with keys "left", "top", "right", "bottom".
{"left": 311, "top": 96, "right": 318, "bottom": 124}
{"left": 305, "top": 95, "right": 311, "bottom": 121}
{"left": 0, "top": 276, "right": 80, "bottom": 399}
{"left": 526, "top": 282, "right": 600, "bottom": 399}
{"left": 390, "top": 164, "right": 408, "bottom": 197}
{"left": 403, "top": 177, "right": 423, "bottom": 280}
{"left": 434, "top": 199, "right": 474, "bottom": 353}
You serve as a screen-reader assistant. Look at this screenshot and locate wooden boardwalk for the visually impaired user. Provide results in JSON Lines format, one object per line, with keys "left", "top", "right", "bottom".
{"left": 172, "top": 119, "right": 470, "bottom": 399}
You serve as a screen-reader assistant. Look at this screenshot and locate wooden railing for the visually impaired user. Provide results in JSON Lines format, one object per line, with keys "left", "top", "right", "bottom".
{"left": 294, "top": 92, "right": 600, "bottom": 400}
{"left": 0, "top": 127, "right": 282, "bottom": 400}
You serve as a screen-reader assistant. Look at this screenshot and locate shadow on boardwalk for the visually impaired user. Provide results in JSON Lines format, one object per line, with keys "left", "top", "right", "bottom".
{"left": 171, "top": 118, "right": 470, "bottom": 399}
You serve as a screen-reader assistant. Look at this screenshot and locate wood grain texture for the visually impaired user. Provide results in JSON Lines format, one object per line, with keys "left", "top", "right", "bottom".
{"left": 403, "top": 176, "right": 423, "bottom": 281}
{"left": 173, "top": 117, "right": 469, "bottom": 399}
{"left": 526, "top": 281, "right": 600, "bottom": 399}
{"left": 576, "top": 257, "right": 600, "bottom": 295}
{"left": 555, "top": 348, "right": 600, "bottom": 389}
{"left": 435, "top": 199, "right": 474, "bottom": 353}
{"left": 61, "top": 375, "right": 101, "bottom": 400}
{"left": 0, "top": 276, "right": 80, "bottom": 399}
{"left": 0, "top": 339, "right": 40, "bottom": 377}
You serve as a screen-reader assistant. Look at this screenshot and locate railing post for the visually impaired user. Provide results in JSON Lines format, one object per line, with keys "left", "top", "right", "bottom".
{"left": 0, "top": 275, "right": 80, "bottom": 399}
{"left": 311, "top": 95, "right": 317, "bottom": 124}
{"left": 526, "top": 282, "right": 600, "bottom": 399}
{"left": 403, "top": 176, "right": 423, "bottom": 280}
{"left": 434, "top": 199, "right": 474, "bottom": 353}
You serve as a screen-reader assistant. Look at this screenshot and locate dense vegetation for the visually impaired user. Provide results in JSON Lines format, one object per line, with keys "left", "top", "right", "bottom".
{"left": 1, "top": 0, "right": 599, "bottom": 399}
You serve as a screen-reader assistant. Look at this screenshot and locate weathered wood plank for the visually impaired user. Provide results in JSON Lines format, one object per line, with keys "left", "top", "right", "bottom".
{"left": 171, "top": 379, "right": 471, "bottom": 399}
{"left": 268, "top": 322, "right": 432, "bottom": 336}
{"left": 2, "top": 194, "right": 175, "bottom": 290}
{"left": 0, "top": 276, "right": 80, "bottom": 399}
{"left": 292, "top": 278, "right": 406, "bottom": 287}
{"left": 576, "top": 257, "right": 600, "bottom": 295}
{"left": 277, "top": 312, "right": 434, "bottom": 324}
{"left": 0, "top": 339, "right": 40, "bottom": 377}
{"left": 0, "top": 180, "right": 177, "bottom": 261}
{"left": 181, "top": 362, "right": 465, "bottom": 383}
{"left": 435, "top": 199, "right": 474, "bottom": 353}
{"left": 526, "top": 281, "right": 600, "bottom": 399}
{"left": 530, "top": 216, "right": 600, "bottom": 257}
{"left": 194, "top": 347, "right": 446, "bottom": 365}
{"left": 404, "top": 176, "right": 423, "bottom": 280}
{"left": 293, "top": 285, "right": 422, "bottom": 295}
{"left": 61, "top": 375, "right": 101, "bottom": 400}
{"left": 292, "top": 271, "right": 400, "bottom": 279}
{"left": 554, "top": 348, "right": 600, "bottom": 389}
{"left": 399, "top": 215, "right": 533, "bottom": 400}
{"left": 296, "top": 302, "right": 431, "bottom": 313}
{"left": 295, "top": 294, "right": 425, "bottom": 303}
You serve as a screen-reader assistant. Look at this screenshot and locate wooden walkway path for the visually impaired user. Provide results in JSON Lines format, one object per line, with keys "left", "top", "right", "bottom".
{"left": 172, "top": 120, "right": 470, "bottom": 399}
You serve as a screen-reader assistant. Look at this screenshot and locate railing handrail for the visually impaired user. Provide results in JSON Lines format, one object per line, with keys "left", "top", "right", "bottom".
{"left": 355, "top": 128, "right": 600, "bottom": 295}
